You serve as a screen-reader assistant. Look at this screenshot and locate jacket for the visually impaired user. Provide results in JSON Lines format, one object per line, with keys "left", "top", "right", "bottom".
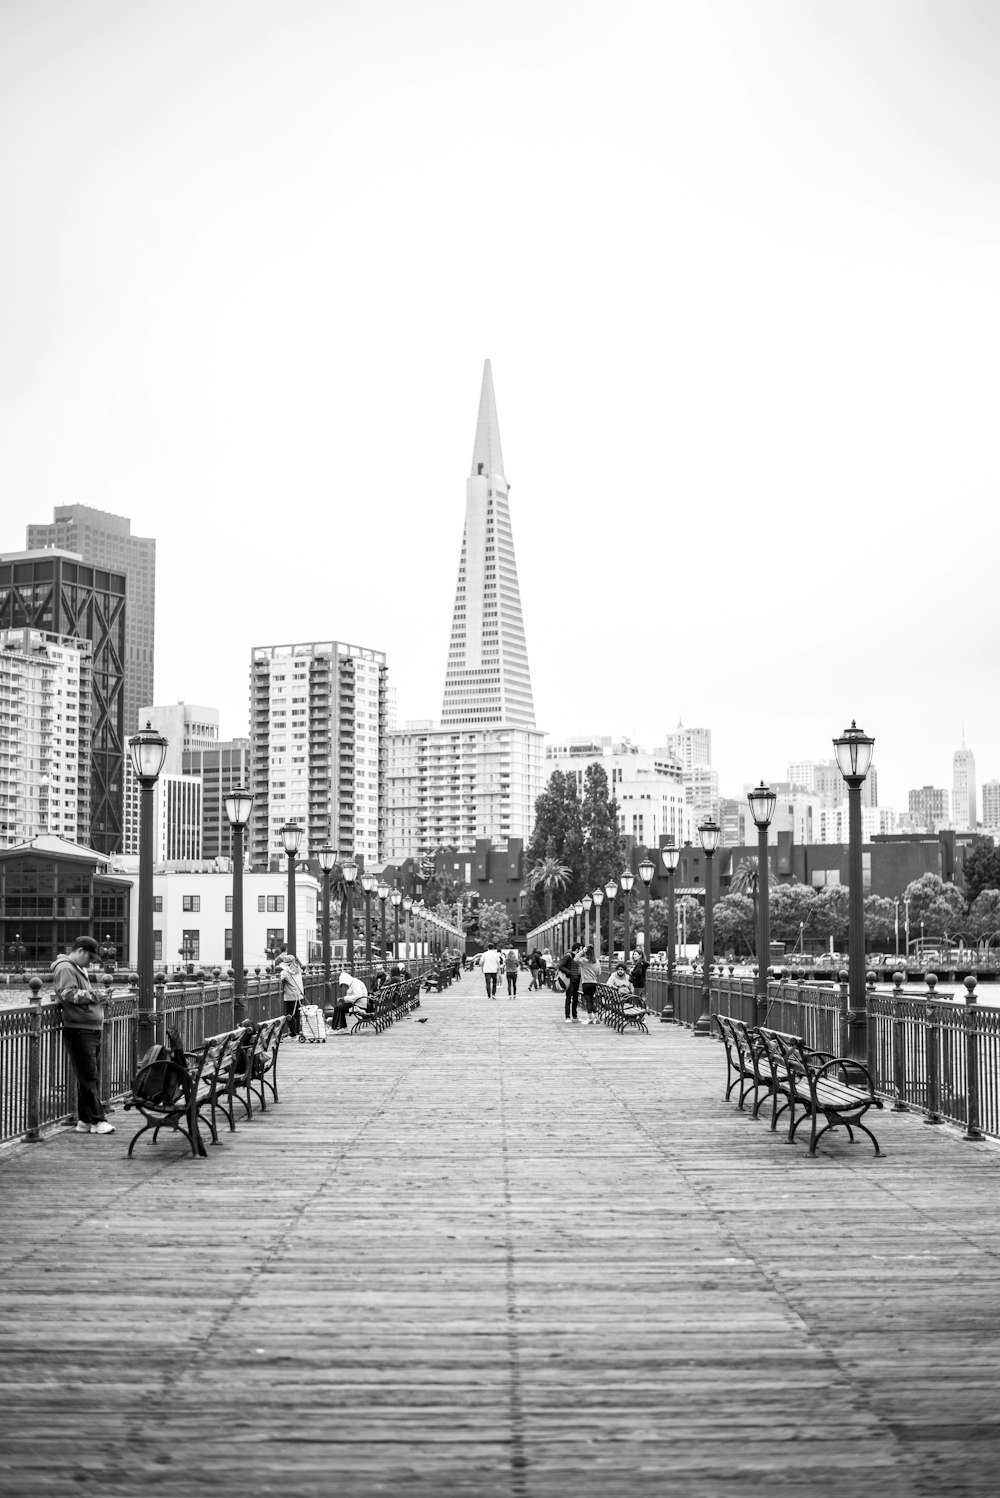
{"left": 53, "top": 955, "right": 104, "bottom": 1030}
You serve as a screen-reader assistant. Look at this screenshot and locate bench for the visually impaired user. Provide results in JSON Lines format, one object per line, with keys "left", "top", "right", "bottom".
{"left": 230, "top": 1016, "right": 286, "bottom": 1119}
{"left": 123, "top": 1029, "right": 238, "bottom": 1159}
{"left": 595, "top": 983, "right": 650, "bottom": 1034}
{"left": 348, "top": 978, "right": 421, "bottom": 1035}
{"left": 717, "top": 1019, "right": 884, "bottom": 1156}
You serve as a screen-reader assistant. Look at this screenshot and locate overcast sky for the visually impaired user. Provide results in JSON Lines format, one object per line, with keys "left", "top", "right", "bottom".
{"left": 2, "top": 0, "right": 998, "bottom": 815}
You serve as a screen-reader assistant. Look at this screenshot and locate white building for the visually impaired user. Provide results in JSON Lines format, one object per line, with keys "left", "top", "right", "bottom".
{"left": 816, "top": 804, "right": 896, "bottom": 843}
{"left": 0, "top": 629, "right": 92, "bottom": 847}
{"left": 952, "top": 743, "right": 977, "bottom": 830}
{"left": 982, "top": 779, "right": 1000, "bottom": 834}
{"left": 250, "top": 640, "right": 387, "bottom": 869}
{"left": 386, "top": 361, "right": 543, "bottom": 858}
{"left": 544, "top": 738, "right": 691, "bottom": 848}
{"left": 661, "top": 722, "right": 711, "bottom": 774}
{"left": 117, "top": 867, "right": 322, "bottom": 969}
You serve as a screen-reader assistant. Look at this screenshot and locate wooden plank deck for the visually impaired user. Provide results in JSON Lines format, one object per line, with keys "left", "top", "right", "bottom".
{"left": 2, "top": 970, "right": 1000, "bottom": 1496}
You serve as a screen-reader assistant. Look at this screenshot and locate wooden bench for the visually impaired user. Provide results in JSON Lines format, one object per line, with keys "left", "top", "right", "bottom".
{"left": 594, "top": 984, "right": 650, "bottom": 1034}
{"left": 714, "top": 1015, "right": 772, "bottom": 1116}
{"left": 230, "top": 1016, "right": 286, "bottom": 1119}
{"left": 123, "top": 1030, "right": 236, "bottom": 1159}
{"left": 749, "top": 1024, "right": 884, "bottom": 1156}
{"left": 349, "top": 979, "right": 421, "bottom": 1034}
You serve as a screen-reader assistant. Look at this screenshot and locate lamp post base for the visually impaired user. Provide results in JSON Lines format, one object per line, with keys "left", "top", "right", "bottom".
{"left": 693, "top": 1012, "right": 713, "bottom": 1036}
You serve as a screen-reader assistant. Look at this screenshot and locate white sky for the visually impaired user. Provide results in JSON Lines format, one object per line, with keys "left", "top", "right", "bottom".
{"left": 2, "top": 0, "right": 998, "bottom": 814}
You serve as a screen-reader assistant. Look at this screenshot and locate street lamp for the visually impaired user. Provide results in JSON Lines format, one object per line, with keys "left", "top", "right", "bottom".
{"left": 747, "top": 781, "right": 777, "bottom": 1027}
{"left": 342, "top": 857, "right": 358, "bottom": 969}
{"left": 620, "top": 870, "right": 635, "bottom": 959}
{"left": 638, "top": 857, "right": 654, "bottom": 968}
{"left": 129, "top": 721, "right": 168, "bottom": 1053}
{"left": 604, "top": 880, "right": 618, "bottom": 964}
{"left": 377, "top": 880, "right": 390, "bottom": 963}
{"left": 280, "top": 822, "right": 303, "bottom": 958}
{"left": 574, "top": 901, "right": 584, "bottom": 948}
{"left": 592, "top": 888, "right": 605, "bottom": 963}
{"left": 224, "top": 786, "right": 254, "bottom": 1024}
{"left": 317, "top": 846, "right": 337, "bottom": 1012}
{"left": 582, "top": 893, "right": 593, "bottom": 950}
{"left": 361, "top": 871, "right": 377, "bottom": 964}
{"left": 893, "top": 898, "right": 899, "bottom": 961}
{"left": 661, "top": 844, "right": 680, "bottom": 1022}
{"left": 391, "top": 887, "right": 403, "bottom": 960}
{"left": 833, "top": 720, "right": 875, "bottom": 1064}
{"left": 403, "top": 896, "right": 413, "bottom": 964}
{"left": 694, "top": 819, "right": 721, "bottom": 1036}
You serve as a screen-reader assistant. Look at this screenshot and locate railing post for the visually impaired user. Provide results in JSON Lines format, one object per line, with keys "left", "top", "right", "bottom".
{"left": 837, "top": 971, "right": 850, "bottom": 1058}
{"left": 962, "top": 975, "right": 984, "bottom": 1142}
{"left": 891, "top": 971, "right": 908, "bottom": 1111}
{"left": 924, "top": 973, "right": 942, "bottom": 1125}
{"left": 99, "top": 972, "right": 113, "bottom": 1117}
{"left": 22, "top": 976, "right": 43, "bottom": 1143}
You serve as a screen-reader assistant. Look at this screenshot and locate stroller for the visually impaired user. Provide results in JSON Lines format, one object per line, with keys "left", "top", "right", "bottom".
{"left": 298, "top": 1004, "right": 327, "bottom": 1043}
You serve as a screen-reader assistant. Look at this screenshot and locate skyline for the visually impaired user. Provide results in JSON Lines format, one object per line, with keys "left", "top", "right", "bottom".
{"left": 3, "top": 2, "right": 999, "bottom": 814}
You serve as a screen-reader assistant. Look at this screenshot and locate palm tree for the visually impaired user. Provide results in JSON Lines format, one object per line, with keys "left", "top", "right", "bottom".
{"left": 730, "top": 856, "right": 760, "bottom": 954}
{"left": 528, "top": 856, "right": 572, "bottom": 918}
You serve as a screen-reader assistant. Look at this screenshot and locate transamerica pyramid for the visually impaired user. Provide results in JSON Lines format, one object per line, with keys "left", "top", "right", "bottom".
{"left": 440, "top": 360, "right": 536, "bottom": 730}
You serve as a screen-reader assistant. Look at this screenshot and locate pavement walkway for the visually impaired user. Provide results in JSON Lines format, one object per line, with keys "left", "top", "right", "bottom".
{"left": 2, "top": 970, "right": 1000, "bottom": 1496}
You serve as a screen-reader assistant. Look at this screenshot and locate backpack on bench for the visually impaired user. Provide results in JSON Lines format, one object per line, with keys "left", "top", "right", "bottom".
{"left": 132, "top": 1027, "right": 188, "bottom": 1107}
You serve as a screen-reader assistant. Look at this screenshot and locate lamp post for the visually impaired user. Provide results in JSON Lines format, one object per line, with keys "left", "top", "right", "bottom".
{"left": 361, "top": 872, "right": 377, "bottom": 964}
{"left": 391, "top": 887, "right": 403, "bottom": 960}
{"left": 129, "top": 721, "right": 169, "bottom": 1054}
{"left": 638, "top": 857, "right": 654, "bottom": 966}
{"left": 280, "top": 822, "right": 303, "bottom": 958}
{"left": 377, "top": 880, "right": 390, "bottom": 963}
{"left": 224, "top": 786, "right": 254, "bottom": 1025}
{"left": 604, "top": 880, "right": 618, "bottom": 963}
{"left": 317, "top": 846, "right": 337, "bottom": 1013}
{"left": 694, "top": 819, "right": 721, "bottom": 1036}
{"left": 403, "top": 896, "right": 413, "bottom": 964}
{"left": 893, "top": 899, "right": 899, "bottom": 961}
{"left": 833, "top": 720, "right": 875, "bottom": 1064}
{"left": 582, "top": 893, "right": 593, "bottom": 950}
{"left": 661, "top": 844, "right": 680, "bottom": 1022}
{"left": 747, "top": 782, "right": 776, "bottom": 1028}
{"left": 574, "top": 901, "right": 584, "bottom": 948}
{"left": 620, "top": 870, "right": 635, "bottom": 959}
{"left": 342, "top": 857, "right": 358, "bottom": 969}
{"left": 592, "top": 888, "right": 604, "bottom": 964}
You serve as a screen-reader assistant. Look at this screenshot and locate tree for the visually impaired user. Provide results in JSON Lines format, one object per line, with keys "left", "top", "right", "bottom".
{"left": 527, "top": 857, "right": 572, "bottom": 919}
{"left": 901, "top": 874, "right": 967, "bottom": 945}
{"left": 581, "top": 762, "right": 622, "bottom": 892}
{"left": 963, "top": 843, "right": 1000, "bottom": 903}
{"left": 730, "top": 856, "right": 761, "bottom": 951}
{"left": 525, "top": 771, "right": 587, "bottom": 921}
{"left": 768, "top": 884, "right": 817, "bottom": 947}
{"left": 811, "top": 886, "right": 850, "bottom": 946}
{"left": 967, "top": 889, "right": 1000, "bottom": 946}
{"left": 712, "top": 893, "right": 755, "bottom": 957}
{"left": 477, "top": 900, "right": 512, "bottom": 948}
{"left": 676, "top": 894, "right": 704, "bottom": 949}
{"left": 863, "top": 894, "right": 897, "bottom": 950}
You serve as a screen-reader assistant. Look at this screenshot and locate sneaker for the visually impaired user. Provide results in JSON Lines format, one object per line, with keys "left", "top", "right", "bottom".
{"left": 564, "top": 1017, "right": 572, "bottom": 1023}
{"left": 91, "top": 1121, "right": 115, "bottom": 1135}
{"left": 74, "top": 1121, "right": 91, "bottom": 1133}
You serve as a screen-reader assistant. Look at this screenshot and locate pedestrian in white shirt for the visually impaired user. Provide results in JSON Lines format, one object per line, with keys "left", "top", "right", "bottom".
{"left": 480, "top": 944, "right": 501, "bottom": 999}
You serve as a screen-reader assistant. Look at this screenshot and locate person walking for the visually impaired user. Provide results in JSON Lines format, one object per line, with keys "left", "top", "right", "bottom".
{"left": 276, "top": 954, "right": 304, "bottom": 1037}
{"left": 527, "top": 949, "right": 544, "bottom": 991}
{"left": 481, "top": 943, "right": 501, "bottom": 999}
{"left": 504, "top": 947, "right": 520, "bottom": 998}
{"left": 54, "top": 936, "right": 115, "bottom": 1135}
{"left": 557, "top": 945, "right": 582, "bottom": 1023}
{"left": 577, "top": 944, "right": 601, "bottom": 1025}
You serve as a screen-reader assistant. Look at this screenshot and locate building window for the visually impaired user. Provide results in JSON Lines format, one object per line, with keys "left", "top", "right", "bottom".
{"left": 266, "top": 927, "right": 284, "bottom": 951}
{"left": 225, "top": 895, "right": 234, "bottom": 912}
{"left": 181, "top": 930, "right": 200, "bottom": 960}
{"left": 153, "top": 929, "right": 162, "bottom": 963}
{"left": 182, "top": 895, "right": 200, "bottom": 913}
{"left": 152, "top": 895, "right": 163, "bottom": 913}
{"left": 258, "top": 896, "right": 266, "bottom": 912}
{"left": 267, "top": 895, "right": 284, "bottom": 913}
{"left": 224, "top": 928, "right": 233, "bottom": 961}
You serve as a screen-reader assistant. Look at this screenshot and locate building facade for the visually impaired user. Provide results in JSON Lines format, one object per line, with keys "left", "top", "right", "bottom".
{"left": 0, "top": 550, "right": 126, "bottom": 853}
{"left": 183, "top": 739, "right": 251, "bottom": 860}
{"left": 250, "top": 640, "right": 387, "bottom": 869}
{"left": 982, "top": 779, "right": 1000, "bottom": 835}
{"left": 908, "top": 785, "right": 949, "bottom": 834}
{"left": 0, "top": 629, "right": 93, "bottom": 848}
{"left": 26, "top": 506, "right": 155, "bottom": 738}
{"left": 544, "top": 738, "right": 691, "bottom": 849}
{"left": 952, "top": 744, "right": 977, "bottom": 830}
{"left": 0, "top": 835, "right": 131, "bottom": 966}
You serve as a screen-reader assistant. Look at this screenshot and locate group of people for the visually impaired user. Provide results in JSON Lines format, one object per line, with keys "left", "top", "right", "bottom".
{"left": 555, "top": 947, "right": 649, "bottom": 1024}
{"left": 275, "top": 954, "right": 413, "bottom": 1036}
{"left": 477, "top": 944, "right": 523, "bottom": 998}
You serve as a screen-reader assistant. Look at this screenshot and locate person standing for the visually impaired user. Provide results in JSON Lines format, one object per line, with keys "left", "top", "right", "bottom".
{"left": 481, "top": 944, "right": 501, "bottom": 999}
{"left": 577, "top": 944, "right": 601, "bottom": 1025}
{"left": 630, "top": 950, "right": 649, "bottom": 1007}
{"left": 504, "top": 947, "right": 520, "bottom": 998}
{"left": 527, "top": 949, "right": 544, "bottom": 991}
{"left": 54, "top": 936, "right": 115, "bottom": 1135}
{"left": 557, "top": 945, "right": 582, "bottom": 1023}
{"left": 277, "top": 954, "right": 304, "bottom": 1037}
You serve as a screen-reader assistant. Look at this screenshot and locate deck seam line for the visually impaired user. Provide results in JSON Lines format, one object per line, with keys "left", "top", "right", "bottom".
{"left": 498, "top": 1006, "right": 529, "bottom": 1498}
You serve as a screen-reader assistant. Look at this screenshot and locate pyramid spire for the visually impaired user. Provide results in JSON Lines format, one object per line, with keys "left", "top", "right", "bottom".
{"left": 470, "top": 359, "right": 505, "bottom": 481}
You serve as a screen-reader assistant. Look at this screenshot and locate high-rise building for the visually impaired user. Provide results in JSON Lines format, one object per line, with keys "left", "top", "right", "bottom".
{"left": 661, "top": 722, "right": 711, "bottom": 774}
{"left": 952, "top": 743, "right": 977, "bottom": 830}
{"left": 0, "top": 629, "right": 93, "bottom": 847}
{"left": 139, "top": 703, "right": 219, "bottom": 776}
{"left": 121, "top": 703, "right": 219, "bottom": 859}
{"left": 26, "top": 506, "right": 155, "bottom": 736}
{"left": 183, "top": 739, "right": 251, "bottom": 861}
{"left": 544, "top": 737, "right": 690, "bottom": 849}
{"left": 982, "top": 780, "right": 1000, "bottom": 834}
{"left": 909, "top": 786, "right": 949, "bottom": 833}
{"left": 0, "top": 550, "right": 126, "bottom": 853}
{"left": 386, "top": 362, "right": 544, "bottom": 859}
{"left": 250, "top": 640, "right": 387, "bottom": 869}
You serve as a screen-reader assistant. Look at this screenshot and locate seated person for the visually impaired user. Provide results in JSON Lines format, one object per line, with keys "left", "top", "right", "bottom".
{"left": 607, "top": 962, "right": 634, "bottom": 996}
{"left": 329, "top": 971, "right": 369, "bottom": 1031}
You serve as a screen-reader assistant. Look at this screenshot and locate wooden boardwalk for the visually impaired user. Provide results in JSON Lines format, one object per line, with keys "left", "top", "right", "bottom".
{"left": 2, "top": 971, "right": 1000, "bottom": 1497}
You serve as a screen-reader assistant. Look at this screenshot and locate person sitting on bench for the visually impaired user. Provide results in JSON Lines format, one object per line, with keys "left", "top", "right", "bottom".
{"left": 330, "top": 971, "right": 368, "bottom": 1032}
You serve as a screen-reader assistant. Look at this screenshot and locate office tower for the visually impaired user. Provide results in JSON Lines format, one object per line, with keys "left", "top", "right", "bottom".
{"left": 0, "top": 629, "right": 93, "bottom": 847}
{"left": 952, "top": 743, "right": 977, "bottom": 830}
{"left": 662, "top": 722, "right": 711, "bottom": 774}
{"left": 183, "top": 739, "right": 251, "bottom": 861}
{"left": 26, "top": 505, "right": 155, "bottom": 736}
{"left": 250, "top": 640, "right": 387, "bottom": 868}
{"left": 0, "top": 550, "right": 126, "bottom": 853}
{"left": 908, "top": 786, "right": 949, "bottom": 833}
{"left": 544, "top": 737, "right": 690, "bottom": 849}
{"left": 441, "top": 360, "right": 535, "bottom": 730}
{"left": 139, "top": 703, "right": 219, "bottom": 775}
{"left": 120, "top": 703, "right": 219, "bottom": 858}
{"left": 387, "top": 362, "right": 544, "bottom": 858}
